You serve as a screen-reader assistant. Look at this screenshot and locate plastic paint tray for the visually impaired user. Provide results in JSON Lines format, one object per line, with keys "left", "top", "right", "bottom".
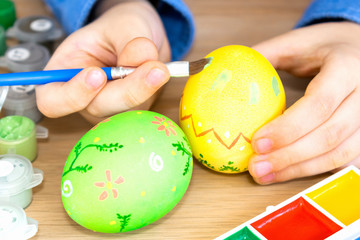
{"left": 216, "top": 166, "right": 360, "bottom": 240}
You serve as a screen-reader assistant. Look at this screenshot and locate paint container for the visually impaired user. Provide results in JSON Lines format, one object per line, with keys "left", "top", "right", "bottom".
{"left": 0, "top": 202, "right": 38, "bottom": 240}
{"left": 216, "top": 165, "right": 360, "bottom": 240}
{"left": 0, "top": 0, "right": 16, "bottom": 30}
{"left": 2, "top": 85, "right": 43, "bottom": 123}
{"left": 0, "top": 154, "right": 43, "bottom": 209}
{"left": 0, "top": 116, "right": 37, "bottom": 162}
{"left": 6, "top": 15, "right": 63, "bottom": 52}
{"left": 0, "top": 26, "right": 6, "bottom": 56}
{"left": 0, "top": 43, "right": 50, "bottom": 122}
{"left": 0, "top": 42, "right": 50, "bottom": 72}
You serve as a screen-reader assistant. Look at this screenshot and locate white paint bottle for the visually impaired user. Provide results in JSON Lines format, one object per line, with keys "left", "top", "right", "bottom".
{"left": 0, "top": 154, "right": 43, "bottom": 208}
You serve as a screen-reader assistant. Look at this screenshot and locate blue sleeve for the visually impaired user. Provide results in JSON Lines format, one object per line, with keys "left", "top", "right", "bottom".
{"left": 44, "top": 0, "right": 195, "bottom": 61}
{"left": 296, "top": 0, "right": 360, "bottom": 28}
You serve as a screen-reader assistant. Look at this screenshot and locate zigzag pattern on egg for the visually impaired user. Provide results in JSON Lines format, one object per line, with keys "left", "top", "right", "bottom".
{"left": 179, "top": 95, "right": 251, "bottom": 150}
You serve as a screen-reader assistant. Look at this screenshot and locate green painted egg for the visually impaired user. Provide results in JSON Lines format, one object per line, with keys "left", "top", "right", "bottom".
{"left": 61, "top": 111, "right": 193, "bottom": 233}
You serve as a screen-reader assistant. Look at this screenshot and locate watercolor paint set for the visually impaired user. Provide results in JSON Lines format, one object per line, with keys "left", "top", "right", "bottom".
{"left": 216, "top": 165, "right": 360, "bottom": 240}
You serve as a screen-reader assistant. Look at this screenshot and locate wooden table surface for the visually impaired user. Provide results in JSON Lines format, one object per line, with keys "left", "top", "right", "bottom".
{"left": 7, "top": 0, "right": 331, "bottom": 239}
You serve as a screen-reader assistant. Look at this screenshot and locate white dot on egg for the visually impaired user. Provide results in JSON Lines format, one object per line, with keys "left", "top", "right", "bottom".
{"left": 198, "top": 121, "right": 202, "bottom": 127}
{"left": 207, "top": 139, "right": 211, "bottom": 144}
{"left": 184, "top": 106, "right": 186, "bottom": 110}
{"left": 187, "top": 124, "right": 190, "bottom": 128}
{"left": 224, "top": 131, "right": 230, "bottom": 139}
{"left": 240, "top": 146, "right": 245, "bottom": 151}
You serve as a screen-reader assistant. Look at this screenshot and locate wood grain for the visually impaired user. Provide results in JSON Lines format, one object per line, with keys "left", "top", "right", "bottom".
{"left": 6, "top": 0, "right": 330, "bottom": 239}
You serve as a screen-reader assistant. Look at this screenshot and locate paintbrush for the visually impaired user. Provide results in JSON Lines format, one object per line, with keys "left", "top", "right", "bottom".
{"left": 0, "top": 58, "right": 211, "bottom": 86}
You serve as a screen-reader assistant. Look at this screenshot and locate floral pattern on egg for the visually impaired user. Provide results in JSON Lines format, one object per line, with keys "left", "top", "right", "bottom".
{"left": 61, "top": 111, "right": 193, "bottom": 233}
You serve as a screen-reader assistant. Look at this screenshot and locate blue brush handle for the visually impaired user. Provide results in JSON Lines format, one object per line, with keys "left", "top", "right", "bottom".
{"left": 0, "top": 67, "right": 113, "bottom": 86}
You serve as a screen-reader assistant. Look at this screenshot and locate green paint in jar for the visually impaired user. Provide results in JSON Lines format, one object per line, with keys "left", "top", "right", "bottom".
{"left": 0, "top": 116, "right": 37, "bottom": 162}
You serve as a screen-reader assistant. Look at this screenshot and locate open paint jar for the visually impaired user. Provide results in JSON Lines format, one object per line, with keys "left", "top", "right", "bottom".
{"left": 0, "top": 116, "right": 37, "bottom": 162}
{"left": 0, "top": 154, "right": 43, "bottom": 208}
{"left": 0, "top": 202, "right": 38, "bottom": 239}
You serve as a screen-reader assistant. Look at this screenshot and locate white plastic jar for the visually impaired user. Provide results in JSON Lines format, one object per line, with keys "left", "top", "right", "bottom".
{"left": 0, "top": 202, "right": 38, "bottom": 239}
{"left": 0, "top": 154, "right": 43, "bottom": 208}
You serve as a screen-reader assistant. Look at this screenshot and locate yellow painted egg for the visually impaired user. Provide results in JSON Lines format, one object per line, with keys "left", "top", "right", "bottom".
{"left": 179, "top": 45, "right": 285, "bottom": 173}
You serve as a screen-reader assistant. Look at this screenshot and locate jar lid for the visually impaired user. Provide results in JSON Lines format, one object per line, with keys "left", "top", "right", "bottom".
{"left": 0, "top": 0, "right": 16, "bottom": 30}
{"left": 6, "top": 16, "right": 63, "bottom": 43}
{"left": 0, "top": 116, "right": 35, "bottom": 142}
{"left": 0, "top": 154, "right": 43, "bottom": 196}
{"left": 0, "top": 202, "right": 38, "bottom": 239}
{"left": 5, "top": 42, "right": 50, "bottom": 72}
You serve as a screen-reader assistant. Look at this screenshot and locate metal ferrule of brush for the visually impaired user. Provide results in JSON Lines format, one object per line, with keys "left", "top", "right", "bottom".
{"left": 110, "top": 67, "right": 136, "bottom": 79}
{"left": 110, "top": 61, "right": 190, "bottom": 79}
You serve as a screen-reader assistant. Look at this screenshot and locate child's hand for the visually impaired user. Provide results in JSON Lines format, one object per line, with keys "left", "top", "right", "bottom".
{"left": 248, "top": 22, "right": 360, "bottom": 184}
{"left": 36, "top": 0, "right": 171, "bottom": 123}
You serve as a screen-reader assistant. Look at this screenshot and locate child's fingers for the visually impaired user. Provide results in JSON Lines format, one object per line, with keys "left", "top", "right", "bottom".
{"left": 250, "top": 127, "right": 360, "bottom": 184}
{"left": 251, "top": 55, "right": 355, "bottom": 155}
{"left": 81, "top": 37, "right": 169, "bottom": 117}
{"left": 249, "top": 88, "right": 360, "bottom": 179}
{"left": 37, "top": 37, "right": 164, "bottom": 119}
{"left": 36, "top": 67, "right": 107, "bottom": 118}
{"left": 84, "top": 60, "right": 170, "bottom": 117}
